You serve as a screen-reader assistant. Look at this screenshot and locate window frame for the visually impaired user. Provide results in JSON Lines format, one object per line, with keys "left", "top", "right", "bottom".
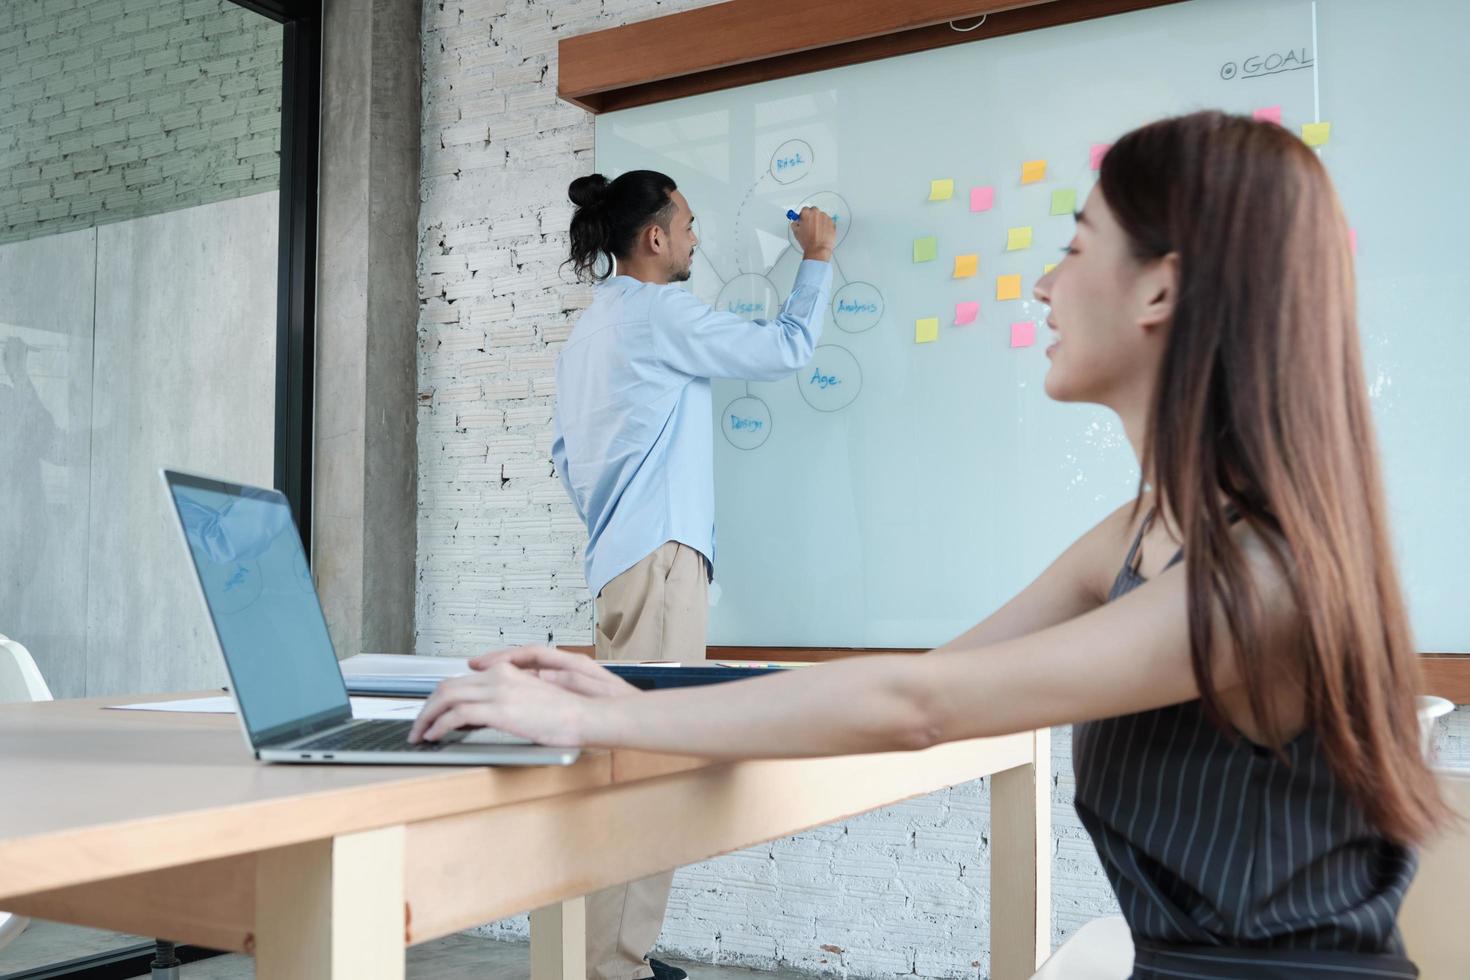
{"left": 237, "top": 0, "right": 322, "bottom": 556}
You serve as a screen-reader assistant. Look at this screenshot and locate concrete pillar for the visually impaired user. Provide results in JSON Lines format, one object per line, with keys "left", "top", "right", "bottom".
{"left": 314, "top": 0, "right": 421, "bottom": 659}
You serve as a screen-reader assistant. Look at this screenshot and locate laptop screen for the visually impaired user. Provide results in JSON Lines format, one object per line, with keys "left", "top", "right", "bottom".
{"left": 165, "top": 472, "right": 350, "bottom": 744}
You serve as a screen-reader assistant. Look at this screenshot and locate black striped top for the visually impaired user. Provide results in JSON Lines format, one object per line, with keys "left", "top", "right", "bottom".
{"left": 1071, "top": 518, "right": 1420, "bottom": 979}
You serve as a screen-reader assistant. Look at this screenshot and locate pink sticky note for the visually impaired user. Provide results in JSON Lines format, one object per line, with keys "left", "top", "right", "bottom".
{"left": 1010, "top": 321, "right": 1036, "bottom": 348}
{"left": 969, "top": 185, "right": 995, "bottom": 212}
{"left": 1089, "top": 143, "right": 1111, "bottom": 171}
{"left": 1253, "top": 105, "right": 1283, "bottom": 125}
{"left": 1349, "top": 228, "right": 1358, "bottom": 254}
{"left": 955, "top": 301, "right": 980, "bottom": 326}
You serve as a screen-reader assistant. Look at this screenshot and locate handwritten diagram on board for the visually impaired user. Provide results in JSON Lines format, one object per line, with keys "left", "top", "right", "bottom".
{"left": 595, "top": 0, "right": 1337, "bottom": 648}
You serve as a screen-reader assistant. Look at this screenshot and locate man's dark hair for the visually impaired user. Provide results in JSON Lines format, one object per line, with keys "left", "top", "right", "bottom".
{"left": 565, "top": 170, "right": 677, "bottom": 283}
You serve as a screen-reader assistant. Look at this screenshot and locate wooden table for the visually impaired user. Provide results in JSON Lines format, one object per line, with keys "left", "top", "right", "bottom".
{"left": 0, "top": 695, "right": 1050, "bottom": 980}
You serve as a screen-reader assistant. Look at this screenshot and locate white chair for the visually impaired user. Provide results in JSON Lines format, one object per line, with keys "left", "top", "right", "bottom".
{"left": 1416, "top": 695, "right": 1454, "bottom": 761}
{"left": 1031, "top": 915, "right": 1132, "bottom": 979}
{"left": 0, "top": 632, "right": 51, "bottom": 954}
{"left": 1032, "top": 697, "right": 1462, "bottom": 979}
{"left": 0, "top": 631, "right": 52, "bottom": 704}
{"left": 1399, "top": 770, "right": 1470, "bottom": 978}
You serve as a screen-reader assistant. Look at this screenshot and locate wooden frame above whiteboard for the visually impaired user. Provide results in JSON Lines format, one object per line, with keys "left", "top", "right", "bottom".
{"left": 558, "top": 0, "right": 1186, "bottom": 113}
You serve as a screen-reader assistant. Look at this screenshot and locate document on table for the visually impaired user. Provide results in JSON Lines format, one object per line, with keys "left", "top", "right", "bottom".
{"left": 107, "top": 695, "right": 426, "bottom": 720}
{"left": 340, "top": 653, "right": 472, "bottom": 696}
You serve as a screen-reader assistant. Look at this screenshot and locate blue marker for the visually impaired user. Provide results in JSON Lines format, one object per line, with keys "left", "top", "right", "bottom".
{"left": 787, "top": 209, "right": 837, "bottom": 222}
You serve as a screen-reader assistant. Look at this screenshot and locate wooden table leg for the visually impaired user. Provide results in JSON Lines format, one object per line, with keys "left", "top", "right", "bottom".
{"left": 530, "top": 897, "right": 587, "bottom": 980}
{"left": 988, "top": 728, "right": 1051, "bottom": 980}
{"left": 253, "top": 825, "right": 406, "bottom": 979}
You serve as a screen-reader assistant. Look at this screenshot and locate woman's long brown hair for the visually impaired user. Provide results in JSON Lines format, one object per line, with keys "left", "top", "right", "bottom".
{"left": 1100, "top": 111, "right": 1443, "bottom": 844}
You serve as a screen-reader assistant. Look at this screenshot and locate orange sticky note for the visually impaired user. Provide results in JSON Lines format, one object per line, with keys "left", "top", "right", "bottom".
{"left": 1302, "top": 121, "right": 1331, "bottom": 147}
{"left": 1010, "top": 321, "right": 1036, "bottom": 348}
{"left": 915, "top": 317, "right": 939, "bottom": 344}
{"left": 955, "top": 301, "right": 979, "bottom": 326}
{"left": 996, "top": 274, "right": 1022, "bottom": 301}
{"left": 1021, "top": 160, "right": 1047, "bottom": 184}
{"left": 953, "top": 253, "right": 979, "bottom": 278}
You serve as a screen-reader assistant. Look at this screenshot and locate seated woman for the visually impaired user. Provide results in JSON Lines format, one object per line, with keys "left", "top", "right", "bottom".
{"left": 412, "top": 110, "right": 1445, "bottom": 979}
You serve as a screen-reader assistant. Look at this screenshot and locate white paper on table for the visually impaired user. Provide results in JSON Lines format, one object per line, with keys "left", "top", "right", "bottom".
{"left": 107, "top": 695, "right": 424, "bottom": 720}
{"left": 107, "top": 695, "right": 238, "bottom": 713}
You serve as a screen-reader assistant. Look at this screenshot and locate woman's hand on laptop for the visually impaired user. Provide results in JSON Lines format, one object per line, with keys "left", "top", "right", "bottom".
{"left": 408, "top": 646, "right": 637, "bottom": 747}
{"left": 471, "top": 645, "right": 639, "bottom": 698}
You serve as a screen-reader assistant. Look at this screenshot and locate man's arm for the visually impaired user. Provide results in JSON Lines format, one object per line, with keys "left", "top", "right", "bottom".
{"left": 651, "top": 206, "right": 837, "bottom": 380}
{"left": 651, "top": 259, "right": 833, "bottom": 381}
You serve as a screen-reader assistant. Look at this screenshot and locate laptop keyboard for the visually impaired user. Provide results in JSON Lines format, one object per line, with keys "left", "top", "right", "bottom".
{"left": 294, "top": 720, "right": 443, "bottom": 752}
{"left": 293, "top": 720, "right": 531, "bottom": 753}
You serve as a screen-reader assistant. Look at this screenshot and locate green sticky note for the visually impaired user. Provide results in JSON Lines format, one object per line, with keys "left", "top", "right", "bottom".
{"left": 913, "top": 236, "right": 938, "bottom": 263}
{"left": 929, "top": 179, "right": 955, "bottom": 201}
{"left": 915, "top": 317, "right": 940, "bottom": 344}
{"left": 1050, "top": 188, "right": 1077, "bottom": 216}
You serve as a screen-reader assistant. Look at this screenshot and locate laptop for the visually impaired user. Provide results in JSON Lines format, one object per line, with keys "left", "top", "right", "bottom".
{"left": 161, "top": 469, "right": 579, "bottom": 767}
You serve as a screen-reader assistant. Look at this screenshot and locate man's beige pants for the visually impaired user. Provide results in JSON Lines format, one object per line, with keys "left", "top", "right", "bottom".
{"left": 589, "top": 541, "right": 708, "bottom": 980}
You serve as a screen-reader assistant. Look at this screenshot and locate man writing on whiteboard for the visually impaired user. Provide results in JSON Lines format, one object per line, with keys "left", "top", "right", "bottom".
{"left": 552, "top": 169, "right": 835, "bottom": 980}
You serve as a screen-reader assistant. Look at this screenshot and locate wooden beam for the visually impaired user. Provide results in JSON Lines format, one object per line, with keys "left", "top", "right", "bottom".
{"left": 254, "top": 827, "right": 407, "bottom": 980}
{"left": 558, "top": 0, "right": 1185, "bottom": 113}
{"left": 1421, "top": 655, "right": 1470, "bottom": 705}
{"left": 990, "top": 728, "right": 1051, "bottom": 979}
{"left": 402, "top": 735, "right": 1033, "bottom": 944}
{"left": 3, "top": 854, "right": 256, "bottom": 952}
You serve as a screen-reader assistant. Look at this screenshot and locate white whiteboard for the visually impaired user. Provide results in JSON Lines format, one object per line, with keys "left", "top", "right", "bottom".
{"left": 594, "top": 0, "right": 1470, "bottom": 650}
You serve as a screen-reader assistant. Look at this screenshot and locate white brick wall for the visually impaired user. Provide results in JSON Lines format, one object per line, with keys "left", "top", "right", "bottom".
{"left": 0, "top": 0, "right": 280, "bottom": 244}
{"left": 412, "top": 2, "right": 1470, "bottom": 975}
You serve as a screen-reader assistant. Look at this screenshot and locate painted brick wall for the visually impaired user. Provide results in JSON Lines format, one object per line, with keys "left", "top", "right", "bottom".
{"left": 0, "top": 0, "right": 280, "bottom": 245}
{"left": 412, "top": 1, "right": 1470, "bottom": 975}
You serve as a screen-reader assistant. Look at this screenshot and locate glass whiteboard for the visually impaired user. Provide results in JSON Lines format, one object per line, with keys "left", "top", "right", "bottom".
{"left": 594, "top": 0, "right": 1469, "bottom": 651}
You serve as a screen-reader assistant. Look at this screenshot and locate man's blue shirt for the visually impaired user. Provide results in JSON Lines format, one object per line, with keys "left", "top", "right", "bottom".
{"left": 552, "top": 260, "right": 833, "bottom": 597}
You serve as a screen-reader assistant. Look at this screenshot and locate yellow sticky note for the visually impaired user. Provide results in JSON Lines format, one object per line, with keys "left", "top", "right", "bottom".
{"left": 929, "top": 179, "right": 955, "bottom": 201}
{"left": 915, "top": 317, "right": 940, "bottom": 344}
{"left": 953, "top": 253, "right": 978, "bottom": 278}
{"left": 996, "top": 274, "right": 1022, "bottom": 301}
{"left": 1301, "top": 121, "right": 1331, "bottom": 147}
{"left": 1006, "top": 226, "right": 1033, "bottom": 251}
{"left": 1021, "top": 159, "right": 1047, "bottom": 184}
{"left": 1043, "top": 263, "right": 1058, "bottom": 274}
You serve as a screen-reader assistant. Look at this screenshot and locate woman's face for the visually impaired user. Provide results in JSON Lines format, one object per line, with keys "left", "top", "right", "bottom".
{"left": 1033, "top": 186, "right": 1173, "bottom": 413}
